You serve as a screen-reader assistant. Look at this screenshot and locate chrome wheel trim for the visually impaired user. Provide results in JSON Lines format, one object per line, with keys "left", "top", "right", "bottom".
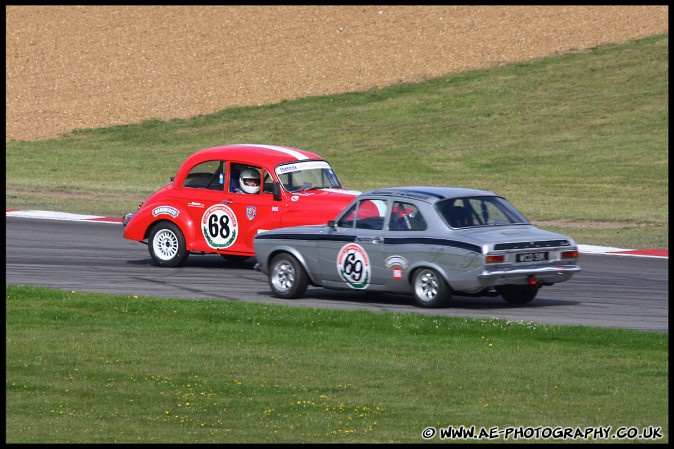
{"left": 415, "top": 270, "right": 439, "bottom": 303}
{"left": 153, "top": 229, "right": 179, "bottom": 261}
{"left": 271, "top": 261, "right": 295, "bottom": 294}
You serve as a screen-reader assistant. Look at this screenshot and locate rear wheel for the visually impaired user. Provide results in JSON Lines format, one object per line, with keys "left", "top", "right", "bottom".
{"left": 269, "top": 253, "right": 308, "bottom": 299}
{"left": 497, "top": 285, "right": 539, "bottom": 304}
{"left": 412, "top": 268, "right": 451, "bottom": 308}
{"left": 148, "top": 222, "right": 188, "bottom": 267}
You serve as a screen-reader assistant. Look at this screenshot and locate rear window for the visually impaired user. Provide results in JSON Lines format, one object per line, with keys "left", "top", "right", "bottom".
{"left": 437, "top": 196, "right": 529, "bottom": 228}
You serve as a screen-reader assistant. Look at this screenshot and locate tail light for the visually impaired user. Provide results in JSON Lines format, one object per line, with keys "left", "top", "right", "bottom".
{"left": 561, "top": 250, "right": 579, "bottom": 259}
{"left": 486, "top": 254, "right": 505, "bottom": 263}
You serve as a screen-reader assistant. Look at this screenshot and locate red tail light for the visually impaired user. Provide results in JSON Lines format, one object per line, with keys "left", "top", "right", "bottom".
{"left": 561, "top": 250, "right": 579, "bottom": 259}
{"left": 486, "top": 254, "right": 505, "bottom": 263}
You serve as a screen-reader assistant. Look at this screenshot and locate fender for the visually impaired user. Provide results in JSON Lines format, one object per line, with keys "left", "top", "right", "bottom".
{"left": 123, "top": 202, "right": 199, "bottom": 251}
{"left": 406, "top": 259, "right": 461, "bottom": 292}
{"left": 266, "top": 245, "right": 321, "bottom": 286}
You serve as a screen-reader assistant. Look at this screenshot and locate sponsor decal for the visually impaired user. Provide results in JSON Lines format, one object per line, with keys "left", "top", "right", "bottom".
{"left": 385, "top": 255, "right": 409, "bottom": 281}
{"left": 201, "top": 204, "right": 238, "bottom": 249}
{"left": 278, "top": 164, "right": 299, "bottom": 173}
{"left": 152, "top": 205, "right": 179, "bottom": 218}
{"left": 246, "top": 206, "right": 257, "bottom": 221}
{"left": 276, "top": 160, "right": 330, "bottom": 175}
{"left": 385, "top": 255, "right": 409, "bottom": 269}
{"left": 271, "top": 206, "right": 279, "bottom": 212}
{"left": 291, "top": 195, "right": 299, "bottom": 202}
{"left": 427, "top": 247, "right": 444, "bottom": 263}
{"left": 337, "top": 243, "right": 370, "bottom": 289}
{"left": 462, "top": 252, "right": 482, "bottom": 269}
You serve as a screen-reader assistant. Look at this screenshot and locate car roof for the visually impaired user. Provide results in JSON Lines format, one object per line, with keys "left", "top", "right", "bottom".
{"left": 190, "top": 144, "right": 326, "bottom": 166}
{"left": 363, "top": 186, "right": 498, "bottom": 202}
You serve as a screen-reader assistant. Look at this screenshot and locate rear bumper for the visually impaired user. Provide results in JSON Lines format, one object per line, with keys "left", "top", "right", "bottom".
{"left": 478, "top": 265, "right": 581, "bottom": 287}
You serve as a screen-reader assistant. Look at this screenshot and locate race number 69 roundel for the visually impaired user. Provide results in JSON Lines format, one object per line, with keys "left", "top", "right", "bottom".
{"left": 337, "top": 243, "right": 370, "bottom": 289}
{"left": 201, "top": 204, "right": 238, "bottom": 249}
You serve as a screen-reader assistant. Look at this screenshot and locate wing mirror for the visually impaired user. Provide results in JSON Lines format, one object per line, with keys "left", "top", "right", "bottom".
{"left": 273, "top": 181, "right": 282, "bottom": 201}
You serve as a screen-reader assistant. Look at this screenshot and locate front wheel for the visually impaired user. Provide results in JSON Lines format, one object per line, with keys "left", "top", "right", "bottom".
{"left": 148, "top": 221, "right": 188, "bottom": 267}
{"left": 497, "top": 285, "right": 539, "bottom": 304}
{"left": 412, "top": 268, "right": 451, "bottom": 308}
{"left": 269, "top": 253, "right": 308, "bottom": 299}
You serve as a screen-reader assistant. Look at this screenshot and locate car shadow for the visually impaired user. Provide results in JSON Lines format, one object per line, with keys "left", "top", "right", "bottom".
{"left": 278, "top": 288, "right": 578, "bottom": 310}
{"left": 125, "top": 256, "right": 577, "bottom": 309}
{"left": 126, "top": 254, "right": 258, "bottom": 269}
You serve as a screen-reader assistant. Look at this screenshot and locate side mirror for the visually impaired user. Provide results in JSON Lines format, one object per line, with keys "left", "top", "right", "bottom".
{"left": 273, "top": 182, "right": 282, "bottom": 201}
{"left": 328, "top": 220, "right": 336, "bottom": 228}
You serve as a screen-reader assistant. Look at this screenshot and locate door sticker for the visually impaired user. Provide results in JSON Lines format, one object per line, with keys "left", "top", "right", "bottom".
{"left": 385, "top": 255, "right": 409, "bottom": 280}
{"left": 246, "top": 206, "right": 257, "bottom": 221}
{"left": 337, "top": 243, "right": 370, "bottom": 289}
{"left": 201, "top": 204, "right": 238, "bottom": 249}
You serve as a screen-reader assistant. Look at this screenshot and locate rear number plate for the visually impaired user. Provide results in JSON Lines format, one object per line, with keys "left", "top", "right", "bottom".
{"left": 516, "top": 252, "right": 549, "bottom": 262}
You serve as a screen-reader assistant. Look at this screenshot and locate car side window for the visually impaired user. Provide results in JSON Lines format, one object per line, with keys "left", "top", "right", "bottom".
{"left": 229, "top": 163, "right": 263, "bottom": 194}
{"left": 337, "top": 199, "right": 386, "bottom": 230}
{"left": 183, "top": 160, "right": 224, "bottom": 190}
{"left": 389, "top": 201, "right": 426, "bottom": 231}
{"left": 262, "top": 171, "right": 274, "bottom": 194}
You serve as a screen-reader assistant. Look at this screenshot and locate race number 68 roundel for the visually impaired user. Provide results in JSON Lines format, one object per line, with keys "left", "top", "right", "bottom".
{"left": 337, "top": 243, "right": 370, "bottom": 289}
{"left": 202, "top": 204, "right": 238, "bottom": 249}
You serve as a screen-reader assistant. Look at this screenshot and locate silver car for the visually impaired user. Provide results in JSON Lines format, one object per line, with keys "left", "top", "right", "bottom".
{"left": 253, "top": 186, "right": 581, "bottom": 307}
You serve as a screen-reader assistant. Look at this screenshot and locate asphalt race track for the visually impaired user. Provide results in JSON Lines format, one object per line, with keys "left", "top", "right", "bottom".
{"left": 5, "top": 216, "right": 668, "bottom": 332}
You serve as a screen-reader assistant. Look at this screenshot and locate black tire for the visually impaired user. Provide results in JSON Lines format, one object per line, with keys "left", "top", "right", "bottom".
{"left": 268, "top": 253, "right": 308, "bottom": 299}
{"left": 497, "top": 284, "right": 539, "bottom": 304}
{"left": 148, "top": 221, "right": 189, "bottom": 267}
{"left": 412, "top": 267, "right": 451, "bottom": 308}
{"left": 220, "top": 254, "right": 250, "bottom": 263}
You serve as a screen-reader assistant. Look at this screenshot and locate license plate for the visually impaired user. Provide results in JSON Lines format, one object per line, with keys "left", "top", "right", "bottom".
{"left": 516, "top": 252, "right": 549, "bottom": 262}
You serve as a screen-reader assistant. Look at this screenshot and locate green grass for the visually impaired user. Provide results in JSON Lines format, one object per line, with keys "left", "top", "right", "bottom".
{"left": 5, "top": 35, "right": 668, "bottom": 250}
{"left": 5, "top": 285, "right": 668, "bottom": 444}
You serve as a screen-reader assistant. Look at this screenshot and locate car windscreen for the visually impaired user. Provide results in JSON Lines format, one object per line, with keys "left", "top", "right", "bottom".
{"left": 275, "top": 160, "right": 342, "bottom": 192}
{"left": 437, "top": 196, "right": 530, "bottom": 228}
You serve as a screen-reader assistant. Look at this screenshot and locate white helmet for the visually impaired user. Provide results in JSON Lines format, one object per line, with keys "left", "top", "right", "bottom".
{"left": 239, "top": 168, "right": 260, "bottom": 194}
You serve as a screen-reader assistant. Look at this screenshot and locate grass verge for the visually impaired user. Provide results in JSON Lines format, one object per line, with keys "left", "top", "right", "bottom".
{"left": 6, "top": 285, "right": 668, "bottom": 443}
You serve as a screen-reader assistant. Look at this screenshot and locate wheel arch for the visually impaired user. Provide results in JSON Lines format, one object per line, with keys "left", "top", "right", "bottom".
{"left": 145, "top": 215, "right": 198, "bottom": 251}
{"left": 266, "top": 246, "right": 319, "bottom": 286}
{"left": 407, "top": 261, "right": 454, "bottom": 291}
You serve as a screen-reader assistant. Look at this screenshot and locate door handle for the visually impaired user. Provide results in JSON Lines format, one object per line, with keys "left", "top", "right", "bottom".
{"left": 221, "top": 199, "right": 233, "bottom": 205}
{"left": 356, "top": 236, "right": 383, "bottom": 244}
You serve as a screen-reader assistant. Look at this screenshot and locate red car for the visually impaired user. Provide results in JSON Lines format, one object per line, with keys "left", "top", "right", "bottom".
{"left": 122, "top": 144, "right": 360, "bottom": 267}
